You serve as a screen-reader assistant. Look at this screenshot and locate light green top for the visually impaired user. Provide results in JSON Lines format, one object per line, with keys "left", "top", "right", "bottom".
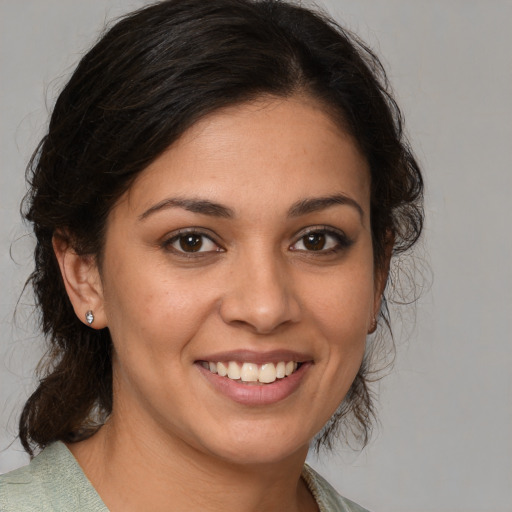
{"left": 0, "top": 442, "right": 370, "bottom": 511}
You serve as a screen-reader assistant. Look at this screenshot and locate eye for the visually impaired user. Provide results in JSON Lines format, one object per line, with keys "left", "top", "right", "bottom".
{"left": 290, "top": 228, "right": 351, "bottom": 253}
{"left": 164, "top": 231, "right": 222, "bottom": 254}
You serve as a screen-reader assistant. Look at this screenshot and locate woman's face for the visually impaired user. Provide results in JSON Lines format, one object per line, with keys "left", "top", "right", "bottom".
{"left": 97, "top": 96, "right": 382, "bottom": 465}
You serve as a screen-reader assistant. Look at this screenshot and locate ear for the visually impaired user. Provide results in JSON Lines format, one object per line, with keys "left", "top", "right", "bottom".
{"left": 368, "top": 233, "right": 394, "bottom": 334}
{"left": 52, "top": 232, "right": 107, "bottom": 329}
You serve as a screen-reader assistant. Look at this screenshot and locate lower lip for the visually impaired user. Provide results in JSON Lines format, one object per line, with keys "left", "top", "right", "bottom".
{"left": 196, "top": 362, "right": 312, "bottom": 406}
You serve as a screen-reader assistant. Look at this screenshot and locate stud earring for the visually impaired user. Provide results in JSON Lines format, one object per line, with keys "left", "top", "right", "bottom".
{"left": 85, "top": 310, "right": 94, "bottom": 325}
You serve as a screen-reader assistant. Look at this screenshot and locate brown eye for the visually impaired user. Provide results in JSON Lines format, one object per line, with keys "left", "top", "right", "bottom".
{"left": 179, "top": 234, "right": 203, "bottom": 252}
{"left": 303, "top": 233, "right": 326, "bottom": 251}
{"left": 165, "top": 231, "right": 221, "bottom": 255}
{"left": 290, "top": 228, "right": 351, "bottom": 253}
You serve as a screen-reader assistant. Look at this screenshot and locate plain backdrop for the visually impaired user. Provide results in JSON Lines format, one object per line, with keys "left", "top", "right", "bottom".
{"left": 1, "top": 1, "right": 511, "bottom": 511}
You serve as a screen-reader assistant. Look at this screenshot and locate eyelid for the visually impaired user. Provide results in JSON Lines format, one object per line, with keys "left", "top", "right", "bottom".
{"left": 161, "top": 227, "right": 224, "bottom": 255}
{"left": 289, "top": 225, "right": 353, "bottom": 251}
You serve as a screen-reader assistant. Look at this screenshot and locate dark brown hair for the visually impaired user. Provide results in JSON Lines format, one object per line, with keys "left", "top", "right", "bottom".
{"left": 20, "top": 0, "right": 423, "bottom": 456}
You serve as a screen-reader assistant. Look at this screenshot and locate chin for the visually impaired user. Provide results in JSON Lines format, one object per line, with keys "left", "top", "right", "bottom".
{"left": 195, "top": 420, "right": 313, "bottom": 467}
{"left": 212, "top": 441, "right": 308, "bottom": 467}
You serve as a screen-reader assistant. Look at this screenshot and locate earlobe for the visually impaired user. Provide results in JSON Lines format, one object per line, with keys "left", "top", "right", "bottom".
{"left": 369, "top": 233, "right": 394, "bottom": 333}
{"left": 368, "top": 279, "right": 385, "bottom": 334}
{"left": 367, "top": 315, "right": 378, "bottom": 334}
{"left": 52, "top": 233, "right": 107, "bottom": 329}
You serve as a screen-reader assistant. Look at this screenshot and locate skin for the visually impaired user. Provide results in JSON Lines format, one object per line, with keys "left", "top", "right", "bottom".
{"left": 55, "top": 95, "right": 387, "bottom": 512}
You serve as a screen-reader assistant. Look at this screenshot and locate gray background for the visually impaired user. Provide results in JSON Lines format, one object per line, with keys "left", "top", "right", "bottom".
{"left": 1, "top": 1, "right": 511, "bottom": 511}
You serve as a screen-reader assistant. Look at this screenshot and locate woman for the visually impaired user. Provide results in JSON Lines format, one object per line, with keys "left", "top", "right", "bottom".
{"left": 0, "top": 0, "right": 423, "bottom": 510}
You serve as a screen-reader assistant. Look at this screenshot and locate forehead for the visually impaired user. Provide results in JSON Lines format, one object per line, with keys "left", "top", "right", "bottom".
{"left": 115, "top": 95, "right": 370, "bottom": 221}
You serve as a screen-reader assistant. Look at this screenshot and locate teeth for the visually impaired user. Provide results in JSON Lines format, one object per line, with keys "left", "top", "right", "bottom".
{"left": 203, "top": 360, "right": 300, "bottom": 384}
{"left": 240, "top": 363, "right": 259, "bottom": 382}
{"left": 276, "top": 361, "right": 286, "bottom": 378}
{"left": 217, "top": 362, "right": 228, "bottom": 377}
{"left": 227, "top": 361, "right": 241, "bottom": 380}
{"left": 258, "top": 363, "right": 277, "bottom": 383}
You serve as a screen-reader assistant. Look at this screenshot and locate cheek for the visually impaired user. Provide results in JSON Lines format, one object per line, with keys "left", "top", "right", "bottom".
{"left": 102, "top": 255, "right": 216, "bottom": 366}
{"left": 104, "top": 272, "right": 214, "bottom": 413}
{"left": 298, "top": 258, "right": 376, "bottom": 390}
{"left": 304, "top": 270, "right": 375, "bottom": 338}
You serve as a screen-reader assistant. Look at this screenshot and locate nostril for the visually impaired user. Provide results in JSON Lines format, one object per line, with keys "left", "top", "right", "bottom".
{"left": 217, "top": 262, "right": 302, "bottom": 334}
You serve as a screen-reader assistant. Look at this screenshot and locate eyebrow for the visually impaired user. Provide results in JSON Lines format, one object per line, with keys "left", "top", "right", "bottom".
{"left": 139, "top": 193, "right": 364, "bottom": 221}
{"left": 287, "top": 194, "right": 364, "bottom": 220}
{"left": 139, "top": 197, "right": 234, "bottom": 220}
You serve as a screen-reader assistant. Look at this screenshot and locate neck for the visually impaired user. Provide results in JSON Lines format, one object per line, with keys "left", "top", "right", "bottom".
{"left": 68, "top": 415, "right": 317, "bottom": 512}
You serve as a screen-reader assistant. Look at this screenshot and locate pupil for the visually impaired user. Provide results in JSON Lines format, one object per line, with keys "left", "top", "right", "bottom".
{"left": 179, "top": 234, "right": 202, "bottom": 252}
{"left": 304, "top": 233, "right": 325, "bottom": 251}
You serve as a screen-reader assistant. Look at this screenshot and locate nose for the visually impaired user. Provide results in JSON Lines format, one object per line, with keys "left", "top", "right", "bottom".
{"left": 219, "top": 250, "right": 301, "bottom": 334}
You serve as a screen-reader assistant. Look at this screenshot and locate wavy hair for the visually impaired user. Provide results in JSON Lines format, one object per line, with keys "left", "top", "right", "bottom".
{"left": 19, "top": 0, "right": 423, "bottom": 456}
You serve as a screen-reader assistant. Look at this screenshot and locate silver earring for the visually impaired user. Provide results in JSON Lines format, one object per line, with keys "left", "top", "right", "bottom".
{"left": 85, "top": 310, "right": 94, "bottom": 325}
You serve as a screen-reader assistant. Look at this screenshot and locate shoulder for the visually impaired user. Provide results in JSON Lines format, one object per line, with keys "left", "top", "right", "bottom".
{"left": 0, "top": 442, "right": 108, "bottom": 512}
{"left": 302, "top": 464, "right": 372, "bottom": 512}
{"left": 0, "top": 461, "right": 43, "bottom": 512}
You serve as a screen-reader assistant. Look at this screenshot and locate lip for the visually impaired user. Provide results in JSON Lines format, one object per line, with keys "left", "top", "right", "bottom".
{"left": 196, "top": 358, "right": 313, "bottom": 406}
{"left": 197, "top": 349, "right": 313, "bottom": 365}
{"left": 195, "top": 350, "right": 314, "bottom": 406}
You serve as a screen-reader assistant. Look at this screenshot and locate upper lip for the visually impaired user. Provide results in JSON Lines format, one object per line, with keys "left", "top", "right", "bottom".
{"left": 196, "top": 349, "right": 313, "bottom": 365}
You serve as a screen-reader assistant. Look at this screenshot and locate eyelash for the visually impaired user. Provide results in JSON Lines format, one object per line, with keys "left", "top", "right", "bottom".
{"left": 161, "top": 226, "right": 352, "bottom": 258}
{"left": 161, "top": 228, "right": 223, "bottom": 258}
{"left": 289, "top": 226, "right": 353, "bottom": 255}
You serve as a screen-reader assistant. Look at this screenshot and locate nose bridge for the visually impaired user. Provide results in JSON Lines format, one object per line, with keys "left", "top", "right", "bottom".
{"left": 219, "top": 244, "right": 300, "bottom": 333}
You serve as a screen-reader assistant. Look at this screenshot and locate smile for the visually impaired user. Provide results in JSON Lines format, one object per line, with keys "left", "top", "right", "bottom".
{"left": 199, "top": 361, "right": 301, "bottom": 384}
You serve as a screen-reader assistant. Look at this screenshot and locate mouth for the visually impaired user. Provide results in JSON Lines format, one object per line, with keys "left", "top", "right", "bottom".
{"left": 195, "top": 350, "right": 315, "bottom": 406}
{"left": 198, "top": 360, "right": 303, "bottom": 385}
{"left": 195, "top": 350, "right": 313, "bottom": 405}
